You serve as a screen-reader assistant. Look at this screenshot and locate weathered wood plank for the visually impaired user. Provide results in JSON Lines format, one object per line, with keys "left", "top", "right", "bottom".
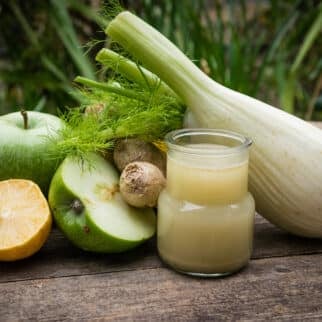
{"left": 0, "top": 228, "right": 157, "bottom": 283}
{"left": 1, "top": 254, "right": 322, "bottom": 321}
{"left": 1, "top": 215, "right": 322, "bottom": 284}
{"left": 253, "top": 215, "right": 322, "bottom": 259}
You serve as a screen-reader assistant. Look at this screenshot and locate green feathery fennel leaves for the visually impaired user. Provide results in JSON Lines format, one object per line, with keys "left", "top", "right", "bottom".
{"left": 46, "top": 4, "right": 185, "bottom": 163}
{"left": 48, "top": 66, "right": 185, "bottom": 162}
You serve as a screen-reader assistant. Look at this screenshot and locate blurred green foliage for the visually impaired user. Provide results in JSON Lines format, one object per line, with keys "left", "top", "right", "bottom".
{"left": 0, "top": 0, "right": 106, "bottom": 115}
{"left": 133, "top": 0, "right": 322, "bottom": 120}
{"left": 0, "top": 0, "right": 321, "bottom": 119}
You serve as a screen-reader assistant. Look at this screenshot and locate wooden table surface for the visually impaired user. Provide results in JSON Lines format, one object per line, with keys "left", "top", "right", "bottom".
{"left": 1, "top": 123, "right": 322, "bottom": 321}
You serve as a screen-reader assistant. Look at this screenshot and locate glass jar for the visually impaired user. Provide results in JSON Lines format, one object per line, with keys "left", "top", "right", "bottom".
{"left": 157, "top": 129, "right": 255, "bottom": 277}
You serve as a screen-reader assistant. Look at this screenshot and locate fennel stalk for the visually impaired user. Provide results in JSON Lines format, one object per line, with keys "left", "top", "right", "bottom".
{"left": 106, "top": 11, "right": 322, "bottom": 237}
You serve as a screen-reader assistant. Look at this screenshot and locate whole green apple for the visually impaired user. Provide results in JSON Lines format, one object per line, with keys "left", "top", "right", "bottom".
{"left": 0, "top": 110, "right": 64, "bottom": 194}
{"left": 48, "top": 153, "right": 156, "bottom": 253}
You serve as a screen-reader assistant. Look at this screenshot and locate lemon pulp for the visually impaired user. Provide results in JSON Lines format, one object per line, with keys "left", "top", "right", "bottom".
{"left": 0, "top": 179, "right": 52, "bottom": 261}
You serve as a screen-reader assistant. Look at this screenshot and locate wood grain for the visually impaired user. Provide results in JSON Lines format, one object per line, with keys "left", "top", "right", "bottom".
{"left": 1, "top": 254, "right": 322, "bottom": 321}
{"left": 1, "top": 215, "right": 322, "bottom": 284}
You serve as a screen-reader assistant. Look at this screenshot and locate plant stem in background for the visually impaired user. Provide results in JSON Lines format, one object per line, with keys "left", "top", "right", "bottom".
{"left": 305, "top": 75, "right": 322, "bottom": 121}
{"left": 8, "top": 1, "right": 80, "bottom": 107}
{"left": 131, "top": 0, "right": 321, "bottom": 119}
{"left": 281, "top": 9, "right": 322, "bottom": 116}
{"left": 1, "top": 1, "right": 321, "bottom": 119}
{"left": 2, "top": 0, "right": 102, "bottom": 113}
{"left": 252, "top": 7, "right": 300, "bottom": 96}
{"left": 66, "top": 0, "right": 109, "bottom": 28}
{"left": 50, "top": 0, "right": 96, "bottom": 80}
{"left": 9, "top": 2, "right": 69, "bottom": 85}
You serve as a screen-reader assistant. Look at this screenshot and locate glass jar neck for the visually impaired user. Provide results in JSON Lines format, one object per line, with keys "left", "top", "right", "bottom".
{"left": 165, "top": 129, "right": 251, "bottom": 205}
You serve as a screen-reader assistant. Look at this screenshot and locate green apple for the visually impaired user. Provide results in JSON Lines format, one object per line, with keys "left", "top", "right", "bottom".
{"left": 0, "top": 111, "right": 64, "bottom": 194}
{"left": 48, "top": 153, "right": 156, "bottom": 253}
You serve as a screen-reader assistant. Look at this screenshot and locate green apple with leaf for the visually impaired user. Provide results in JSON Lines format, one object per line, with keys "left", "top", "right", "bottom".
{"left": 0, "top": 110, "right": 64, "bottom": 194}
{"left": 48, "top": 153, "right": 156, "bottom": 253}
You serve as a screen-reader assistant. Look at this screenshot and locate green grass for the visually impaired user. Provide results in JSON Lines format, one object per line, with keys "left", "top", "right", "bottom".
{"left": 0, "top": 0, "right": 320, "bottom": 119}
{"left": 0, "top": 1, "right": 104, "bottom": 115}
{"left": 130, "top": 0, "right": 322, "bottom": 120}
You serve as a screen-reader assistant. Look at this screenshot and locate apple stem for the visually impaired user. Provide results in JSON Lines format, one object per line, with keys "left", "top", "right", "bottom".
{"left": 20, "top": 109, "right": 28, "bottom": 130}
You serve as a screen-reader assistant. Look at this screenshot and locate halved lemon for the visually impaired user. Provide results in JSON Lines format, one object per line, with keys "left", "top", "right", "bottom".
{"left": 0, "top": 179, "right": 52, "bottom": 261}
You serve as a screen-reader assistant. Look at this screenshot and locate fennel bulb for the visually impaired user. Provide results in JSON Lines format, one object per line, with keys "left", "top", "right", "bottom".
{"left": 106, "top": 11, "right": 322, "bottom": 237}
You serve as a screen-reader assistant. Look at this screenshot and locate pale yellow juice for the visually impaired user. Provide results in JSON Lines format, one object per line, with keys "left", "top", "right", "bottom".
{"left": 157, "top": 141, "right": 255, "bottom": 275}
{"left": 166, "top": 146, "right": 249, "bottom": 204}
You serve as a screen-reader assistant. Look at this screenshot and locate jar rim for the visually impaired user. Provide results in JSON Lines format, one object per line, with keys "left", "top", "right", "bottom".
{"left": 165, "top": 128, "right": 252, "bottom": 156}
